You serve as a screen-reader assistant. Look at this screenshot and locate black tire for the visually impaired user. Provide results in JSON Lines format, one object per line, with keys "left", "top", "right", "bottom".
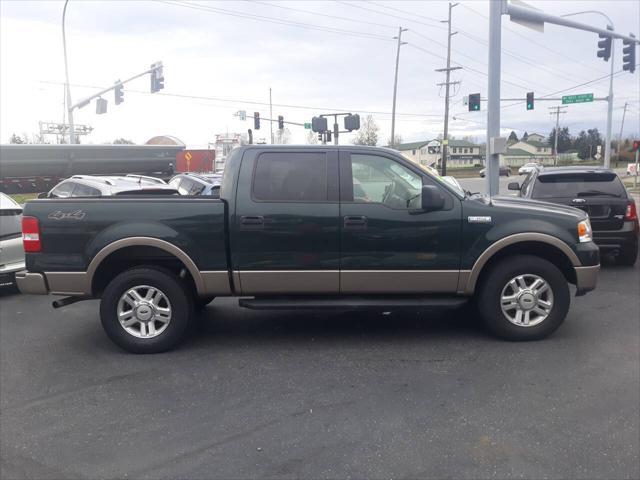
{"left": 477, "top": 254, "right": 570, "bottom": 341}
{"left": 617, "top": 244, "right": 638, "bottom": 266}
{"left": 99, "top": 267, "right": 193, "bottom": 353}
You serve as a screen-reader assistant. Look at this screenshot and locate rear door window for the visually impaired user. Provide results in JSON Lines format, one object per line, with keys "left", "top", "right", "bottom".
{"left": 252, "top": 152, "right": 328, "bottom": 202}
{"left": 49, "top": 181, "right": 76, "bottom": 198}
{"left": 532, "top": 172, "right": 626, "bottom": 199}
{"left": 72, "top": 183, "right": 101, "bottom": 197}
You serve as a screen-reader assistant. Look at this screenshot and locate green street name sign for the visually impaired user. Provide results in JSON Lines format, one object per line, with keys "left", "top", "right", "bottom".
{"left": 304, "top": 123, "right": 311, "bottom": 129}
{"left": 562, "top": 93, "right": 594, "bottom": 104}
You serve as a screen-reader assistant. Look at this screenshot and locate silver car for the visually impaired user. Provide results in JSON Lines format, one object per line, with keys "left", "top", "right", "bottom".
{"left": 0, "top": 192, "right": 25, "bottom": 287}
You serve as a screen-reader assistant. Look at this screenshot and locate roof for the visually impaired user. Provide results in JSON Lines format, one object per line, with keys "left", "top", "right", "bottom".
{"left": 524, "top": 140, "right": 550, "bottom": 148}
{"left": 448, "top": 139, "right": 477, "bottom": 147}
{"left": 505, "top": 148, "right": 536, "bottom": 156}
{"left": 394, "top": 141, "right": 430, "bottom": 151}
{"left": 537, "top": 166, "right": 613, "bottom": 176}
{"left": 68, "top": 175, "right": 176, "bottom": 193}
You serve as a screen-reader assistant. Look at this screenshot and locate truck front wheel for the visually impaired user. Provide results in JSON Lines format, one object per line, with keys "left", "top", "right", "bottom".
{"left": 99, "top": 267, "right": 193, "bottom": 353}
{"left": 477, "top": 255, "right": 570, "bottom": 341}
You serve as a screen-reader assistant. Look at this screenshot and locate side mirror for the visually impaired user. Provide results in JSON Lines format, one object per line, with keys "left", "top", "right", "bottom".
{"left": 507, "top": 182, "right": 521, "bottom": 191}
{"left": 421, "top": 185, "right": 446, "bottom": 212}
{"left": 37, "top": 192, "right": 48, "bottom": 199}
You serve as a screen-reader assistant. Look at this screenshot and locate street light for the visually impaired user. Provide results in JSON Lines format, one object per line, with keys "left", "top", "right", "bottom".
{"left": 561, "top": 11, "right": 615, "bottom": 168}
{"left": 62, "top": 0, "right": 75, "bottom": 144}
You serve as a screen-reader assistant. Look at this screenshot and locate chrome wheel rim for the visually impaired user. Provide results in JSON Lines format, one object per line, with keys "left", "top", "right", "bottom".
{"left": 117, "top": 285, "right": 172, "bottom": 338}
{"left": 500, "top": 274, "right": 554, "bottom": 327}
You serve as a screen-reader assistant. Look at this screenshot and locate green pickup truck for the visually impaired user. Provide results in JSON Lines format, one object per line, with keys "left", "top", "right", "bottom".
{"left": 16, "top": 145, "right": 600, "bottom": 353}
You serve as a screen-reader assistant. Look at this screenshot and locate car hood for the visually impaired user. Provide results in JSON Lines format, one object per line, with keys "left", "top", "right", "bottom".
{"left": 480, "top": 195, "right": 587, "bottom": 221}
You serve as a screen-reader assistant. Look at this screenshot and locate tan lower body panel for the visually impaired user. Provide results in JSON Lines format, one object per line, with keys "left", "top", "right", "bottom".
{"left": 201, "top": 271, "right": 233, "bottom": 296}
{"left": 237, "top": 270, "right": 339, "bottom": 295}
{"left": 46, "top": 272, "right": 90, "bottom": 296}
{"left": 340, "top": 270, "right": 460, "bottom": 294}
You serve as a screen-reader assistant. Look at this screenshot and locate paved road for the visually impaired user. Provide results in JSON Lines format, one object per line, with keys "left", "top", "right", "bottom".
{"left": 457, "top": 175, "right": 519, "bottom": 195}
{"left": 1, "top": 261, "right": 638, "bottom": 479}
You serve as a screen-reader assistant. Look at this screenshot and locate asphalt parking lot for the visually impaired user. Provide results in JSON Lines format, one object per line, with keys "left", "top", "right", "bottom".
{"left": 0, "top": 259, "right": 638, "bottom": 480}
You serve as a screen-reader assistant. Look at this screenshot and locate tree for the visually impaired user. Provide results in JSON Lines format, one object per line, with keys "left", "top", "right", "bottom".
{"left": 522, "top": 131, "right": 529, "bottom": 141}
{"left": 548, "top": 127, "right": 571, "bottom": 153}
{"left": 507, "top": 131, "right": 519, "bottom": 143}
{"left": 305, "top": 130, "right": 319, "bottom": 145}
{"left": 573, "top": 130, "right": 589, "bottom": 159}
{"left": 352, "top": 115, "right": 379, "bottom": 146}
{"left": 275, "top": 127, "right": 291, "bottom": 145}
{"left": 9, "top": 133, "right": 25, "bottom": 144}
{"left": 387, "top": 134, "right": 403, "bottom": 146}
{"left": 113, "top": 138, "right": 135, "bottom": 144}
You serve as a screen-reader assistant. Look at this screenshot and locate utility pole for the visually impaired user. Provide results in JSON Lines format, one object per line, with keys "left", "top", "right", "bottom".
{"left": 62, "top": 0, "right": 75, "bottom": 144}
{"left": 390, "top": 26, "right": 407, "bottom": 148}
{"left": 269, "top": 87, "right": 274, "bottom": 145}
{"left": 549, "top": 106, "right": 568, "bottom": 165}
{"left": 435, "top": 2, "right": 460, "bottom": 176}
{"left": 485, "top": 0, "right": 502, "bottom": 197}
{"left": 617, "top": 101, "right": 628, "bottom": 157}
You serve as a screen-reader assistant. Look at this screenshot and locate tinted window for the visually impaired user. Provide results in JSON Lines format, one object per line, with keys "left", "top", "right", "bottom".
{"left": 253, "top": 152, "right": 327, "bottom": 202}
{"left": 177, "top": 178, "right": 193, "bottom": 195}
{"left": 50, "top": 181, "right": 76, "bottom": 198}
{"left": 350, "top": 154, "right": 422, "bottom": 209}
{"left": 72, "top": 183, "right": 101, "bottom": 197}
{"left": 0, "top": 210, "right": 21, "bottom": 238}
{"left": 532, "top": 172, "right": 626, "bottom": 199}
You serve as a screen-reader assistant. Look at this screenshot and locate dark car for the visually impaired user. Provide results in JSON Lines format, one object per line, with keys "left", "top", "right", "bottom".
{"left": 17, "top": 145, "right": 599, "bottom": 352}
{"left": 510, "top": 167, "right": 638, "bottom": 265}
{"left": 168, "top": 173, "right": 222, "bottom": 197}
{"left": 42, "top": 175, "right": 178, "bottom": 198}
{"left": 479, "top": 165, "right": 511, "bottom": 177}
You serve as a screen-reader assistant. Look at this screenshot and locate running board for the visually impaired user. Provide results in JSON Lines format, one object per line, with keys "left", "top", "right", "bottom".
{"left": 239, "top": 296, "right": 468, "bottom": 311}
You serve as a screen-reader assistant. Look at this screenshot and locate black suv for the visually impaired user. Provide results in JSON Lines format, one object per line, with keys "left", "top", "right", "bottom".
{"left": 510, "top": 167, "right": 638, "bottom": 265}
{"left": 42, "top": 175, "right": 178, "bottom": 198}
{"left": 168, "top": 173, "right": 222, "bottom": 197}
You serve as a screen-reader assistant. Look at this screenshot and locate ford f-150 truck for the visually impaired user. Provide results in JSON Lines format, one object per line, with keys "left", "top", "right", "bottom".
{"left": 16, "top": 145, "right": 600, "bottom": 353}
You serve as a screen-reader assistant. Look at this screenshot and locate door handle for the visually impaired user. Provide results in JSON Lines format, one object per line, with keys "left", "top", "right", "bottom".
{"left": 240, "top": 215, "right": 264, "bottom": 229}
{"left": 343, "top": 215, "right": 367, "bottom": 228}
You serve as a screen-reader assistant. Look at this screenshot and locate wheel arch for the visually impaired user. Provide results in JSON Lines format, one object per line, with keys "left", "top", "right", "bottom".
{"left": 462, "top": 233, "right": 580, "bottom": 295}
{"left": 88, "top": 237, "right": 205, "bottom": 297}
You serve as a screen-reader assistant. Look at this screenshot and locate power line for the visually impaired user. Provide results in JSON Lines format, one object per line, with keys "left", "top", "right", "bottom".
{"left": 36, "top": 80, "right": 443, "bottom": 118}
{"left": 336, "top": 1, "right": 448, "bottom": 31}
{"left": 159, "top": 0, "right": 393, "bottom": 42}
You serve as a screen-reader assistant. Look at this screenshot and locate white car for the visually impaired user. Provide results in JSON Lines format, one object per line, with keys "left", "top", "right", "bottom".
{"left": 518, "top": 162, "right": 541, "bottom": 175}
{"left": 0, "top": 192, "right": 25, "bottom": 287}
{"left": 441, "top": 175, "right": 464, "bottom": 193}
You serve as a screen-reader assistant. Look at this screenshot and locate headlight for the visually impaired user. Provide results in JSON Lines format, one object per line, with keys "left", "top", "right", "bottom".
{"left": 577, "top": 219, "right": 593, "bottom": 243}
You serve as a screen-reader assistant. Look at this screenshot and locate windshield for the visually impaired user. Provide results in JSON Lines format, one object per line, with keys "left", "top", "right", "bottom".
{"left": 532, "top": 172, "right": 626, "bottom": 199}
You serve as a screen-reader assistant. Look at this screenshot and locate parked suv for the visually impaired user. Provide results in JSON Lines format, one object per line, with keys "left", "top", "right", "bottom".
{"left": 0, "top": 192, "right": 25, "bottom": 287}
{"left": 168, "top": 173, "right": 222, "bottom": 197}
{"left": 41, "top": 175, "right": 178, "bottom": 198}
{"left": 510, "top": 167, "right": 638, "bottom": 265}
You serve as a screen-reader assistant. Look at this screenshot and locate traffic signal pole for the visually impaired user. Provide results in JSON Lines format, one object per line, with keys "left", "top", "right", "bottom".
{"left": 62, "top": 0, "right": 75, "bottom": 144}
{"left": 485, "top": 0, "right": 503, "bottom": 197}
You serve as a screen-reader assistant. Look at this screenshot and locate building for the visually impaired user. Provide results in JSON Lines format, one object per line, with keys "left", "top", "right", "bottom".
{"left": 394, "top": 139, "right": 483, "bottom": 169}
{"left": 500, "top": 136, "right": 554, "bottom": 167}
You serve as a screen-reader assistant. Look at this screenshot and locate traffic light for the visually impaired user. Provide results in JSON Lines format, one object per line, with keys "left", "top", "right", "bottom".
{"left": 150, "top": 62, "right": 164, "bottom": 93}
{"left": 468, "top": 93, "right": 481, "bottom": 111}
{"left": 114, "top": 82, "right": 124, "bottom": 105}
{"left": 278, "top": 115, "right": 284, "bottom": 130}
{"left": 622, "top": 34, "right": 636, "bottom": 73}
{"left": 311, "top": 116, "right": 328, "bottom": 133}
{"left": 597, "top": 26, "right": 613, "bottom": 61}
{"left": 96, "top": 97, "right": 107, "bottom": 114}
{"left": 344, "top": 113, "right": 360, "bottom": 131}
{"left": 526, "top": 92, "right": 534, "bottom": 110}
{"left": 254, "top": 112, "right": 260, "bottom": 130}
{"left": 326, "top": 130, "right": 332, "bottom": 142}
{"left": 633, "top": 140, "right": 640, "bottom": 151}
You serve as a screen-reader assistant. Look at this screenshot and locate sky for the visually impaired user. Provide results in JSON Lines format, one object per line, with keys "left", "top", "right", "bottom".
{"left": 1, "top": 0, "right": 639, "bottom": 147}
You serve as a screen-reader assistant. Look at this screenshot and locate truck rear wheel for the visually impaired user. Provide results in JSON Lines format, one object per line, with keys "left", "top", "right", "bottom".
{"left": 99, "top": 267, "right": 193, "bottom": 353}
{"left": 477, "top": 255, "right": 570, "bottom": 341}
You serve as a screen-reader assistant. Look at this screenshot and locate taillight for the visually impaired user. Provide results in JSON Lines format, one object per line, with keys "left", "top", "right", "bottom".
{"left": 22, "top": 216, "right": 41, "bottom": 252}
{"left": 625, "top": 200, "right": 638, "bottom": 221}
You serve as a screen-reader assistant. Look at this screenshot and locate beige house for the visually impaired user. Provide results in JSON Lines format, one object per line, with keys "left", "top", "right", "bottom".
{"left": 509, "top": 139, "right": 552, "bottom": 156}
{"left": 394, "top": 139, "right": 482, "bottom": 168}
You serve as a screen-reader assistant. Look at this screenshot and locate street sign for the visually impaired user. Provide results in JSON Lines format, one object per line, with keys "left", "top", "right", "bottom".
{"left": 237, "top": 110, "right": 246, "bottom": 121}
{"left": 562, "top": 93, "right": 594, "bottom": 104}
{"left": 304, "top": 123, "right": 311, "bottom": 129}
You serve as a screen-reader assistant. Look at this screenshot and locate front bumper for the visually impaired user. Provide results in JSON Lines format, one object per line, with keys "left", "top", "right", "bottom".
{"left": 15, "top": 271, "right": 49, "bottom": 295}
{"left": 574, "top": 264, "right": 600, "bottom": 296}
